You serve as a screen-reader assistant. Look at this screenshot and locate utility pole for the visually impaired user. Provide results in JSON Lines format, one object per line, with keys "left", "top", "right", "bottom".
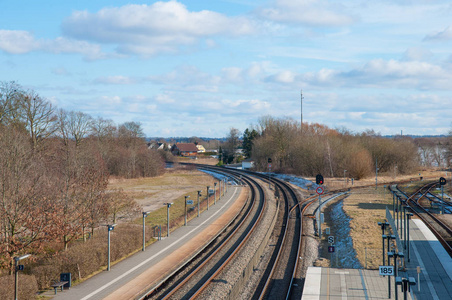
{"left": 376, "top": 158, "right": 378, "bottom": 190}
{"left": 300, "top": 89, "right": 303, "bottom": 131}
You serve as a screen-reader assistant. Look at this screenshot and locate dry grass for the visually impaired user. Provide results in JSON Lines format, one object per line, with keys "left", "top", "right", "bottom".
{"left": 341, "top": 186, "right": 392, "bottom": 269}
{"left": 329, "top": 168, "right": 449, "bottom": 270}
{"left": 108, "top": 167, "right": 218, "bottom": 213}
{"left": 317, "top": 168, "right": 448, "bottom": 191}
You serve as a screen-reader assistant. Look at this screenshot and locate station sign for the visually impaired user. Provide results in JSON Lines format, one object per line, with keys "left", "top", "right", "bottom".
{"left": 328, "top": 236, "right": 334, "bottom": 244}
{"left": 379, "top": 266, "right": 394, "bottom": 276}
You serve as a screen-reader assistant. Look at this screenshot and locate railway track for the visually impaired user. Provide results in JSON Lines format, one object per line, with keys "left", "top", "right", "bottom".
{"left": 251, "top": 173, "right": 302, "bottom": 300}
{"left": 144, "top": 166, "right": 266, "bottom": 299}
{"left": 390, "top": 182, "right": 452, "bottom": 257}
{"left": 145, "top": 164, "right": 313, "bottom": 299}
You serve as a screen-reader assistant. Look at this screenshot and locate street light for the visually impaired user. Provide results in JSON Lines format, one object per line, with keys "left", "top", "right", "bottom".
{"left": 164, "top": 203, "right": 173, "bottom": 237}
{"left": 14, "top": 254, "right": 30, "bottom": 300}
{"left": 107, "top": 224, "right": 117, "bottom": 271}
{"left": 406, "top": 211, "right": 413, "bottom": 262}
{"left": 206, "top": 186, "right": 210, "bottom": 211}
{"left": 388, "top": 251, "right": 404, "bottom": 300}
{"left": 142, "top": 211, "right": 150, "bottom": 251}
{"left": 197, "top": 190, "right": 201, "bottom": 217}
{"left": 214, "top": 182, "right": 217, "bottom": 205}
{"left": 184, "top": 196, "right": 190, "bottom": 226}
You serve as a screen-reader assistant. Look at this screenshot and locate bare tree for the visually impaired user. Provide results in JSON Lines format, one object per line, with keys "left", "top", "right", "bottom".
{"left": 20, "top": 91, "right": 57, "bottom": 149}
{"left": 223, "top": 127, "right": 240, "bottom": 164}
{"left": 0, "top": 81, "right": 23, "bottom": 126}
{"left": 0, "top": 128, "right": 59, "bottom": 272}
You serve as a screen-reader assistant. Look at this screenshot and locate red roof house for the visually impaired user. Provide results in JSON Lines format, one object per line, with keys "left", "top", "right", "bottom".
{"left": 171, "top": 143, "right": 199, "bottom": 157}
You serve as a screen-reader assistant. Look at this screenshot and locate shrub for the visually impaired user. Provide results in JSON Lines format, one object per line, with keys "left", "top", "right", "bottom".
{"left": 0, "top": 274, "right": 38, "bottom": 299}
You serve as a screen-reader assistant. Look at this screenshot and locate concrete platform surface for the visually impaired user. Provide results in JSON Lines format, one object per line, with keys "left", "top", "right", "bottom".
{"left": 303, "top": 217, "right": 452, "bottom": 300}
{"left": 50, "top": 185, "right": 244, "bottom": 300}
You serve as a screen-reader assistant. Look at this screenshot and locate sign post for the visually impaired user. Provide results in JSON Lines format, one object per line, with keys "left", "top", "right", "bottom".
{"left": 316, "top": 180, "right": 324, "bottom": 238}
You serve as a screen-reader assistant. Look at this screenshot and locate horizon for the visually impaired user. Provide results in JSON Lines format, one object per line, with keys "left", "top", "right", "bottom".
{"left": 1, "top": 1, "right": 452, "bottom": 138}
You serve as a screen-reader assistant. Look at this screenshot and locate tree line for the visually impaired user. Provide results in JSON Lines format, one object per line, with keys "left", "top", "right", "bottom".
{"left": 236, "top": 116, "right": 437, "bottom": 179}
{"left": 0, "top": 81, "right": 164, "bottom": 274}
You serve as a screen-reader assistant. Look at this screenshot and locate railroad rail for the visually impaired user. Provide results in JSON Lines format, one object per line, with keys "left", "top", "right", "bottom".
{"left": 144, "top": 166, "right": 266, "bottom": 299}
{"left": 252, "top": 173, "right": 302, "bottom": 300}
{"left": 390, "top": 183, "right": 452, "bottom": 257}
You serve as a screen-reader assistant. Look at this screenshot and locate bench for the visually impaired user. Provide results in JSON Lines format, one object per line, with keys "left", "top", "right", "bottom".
{"left": 51, "top": 281, "right": 68, "bottom": 294}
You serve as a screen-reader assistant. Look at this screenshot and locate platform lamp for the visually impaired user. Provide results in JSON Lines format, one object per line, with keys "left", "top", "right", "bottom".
{"left": 14, "top": 254, "right": 30, "bottom": 300}
{"left": 164, "top": 203, "right": 173, "bottom": 237}
{"left": 142, "top": 211, "right": 150, "bottom": 251}
{"left": 184, "top": 196, "right": 190, "bottom": 226}
{"left": 406, "top": 210, "right": 413, "bottom": 262}
{"left": 214, "top": 182, "right": 217, "bottom": 205}
{"left": 197, "top": 190, "right": 201, "bottom": 217}
{"left": 206, "top": 186, "right": 210, "bottom": 210}
{"left": 388, "top": 251, "right": 404, "bottom": 300}
{"left": 107, "top": 224, "right": 117, "bottom": 271}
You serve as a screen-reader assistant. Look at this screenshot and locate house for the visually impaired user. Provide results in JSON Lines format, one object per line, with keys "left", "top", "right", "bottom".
{"left": 171, "top": 143, "right": 199, "bottom": 157}
{"left": 147, "top": 142, "right": 166, "bottom": 150}
{"left": 196, "top": 145, "right": 206, "bottom": 153}
{"left": 242, "top": 158, "right": 254, "bottom": 170}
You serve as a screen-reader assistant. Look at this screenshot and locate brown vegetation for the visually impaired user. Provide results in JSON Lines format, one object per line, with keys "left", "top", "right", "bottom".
{"left": 0, "top": 81, "right": 165, "bottom": 293}
{"left": 249, "top": 116, "right": 421, "bottom": 179}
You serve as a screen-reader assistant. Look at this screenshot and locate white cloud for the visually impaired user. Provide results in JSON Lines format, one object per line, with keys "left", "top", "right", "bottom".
{"left": 99, "top": 95, "right": 122, "bottom": 105}
{"left": 257, "top": 0, "right": 355, "bottom": 26}
{"left": 425, "top": 26, "right": 452, "bottom": 41}
{"left": 94, "top": 76, "right": 136, "bottom": 85}
{"left": 0, "top": 30, "right": 105, "bottom": 60}
{"left": 61, "top": 1, "right": 255, "bottom": 56}
{"left": 0, "top": 30, "right": 38, "bottom": 54}
{"left": 302, "top": 59, "right": 452, "bottom": 90}
{"left": 402, "top": 47, "right": 433, "bottom": 61}
{"left": 155, "top": 94, "right": 175, "bottom": 104}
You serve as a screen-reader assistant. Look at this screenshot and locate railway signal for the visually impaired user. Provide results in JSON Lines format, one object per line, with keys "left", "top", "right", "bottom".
{"left": 316, "top": 174, "right": 324, "bottom": 185}
{"left": 439, "top": 177, "right": 446, "bottom": 185}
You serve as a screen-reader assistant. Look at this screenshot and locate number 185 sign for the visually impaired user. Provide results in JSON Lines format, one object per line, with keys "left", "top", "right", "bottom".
{"left": 379, "top": 266, "right": 394, "bottom": 276}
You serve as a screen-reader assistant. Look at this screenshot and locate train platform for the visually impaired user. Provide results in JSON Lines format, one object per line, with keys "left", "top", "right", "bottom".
{"left": 303, "top": 218, "right": 452, "bottom": 299}
{"left": 50, "top": 184, "right": 245, "bottom": 300}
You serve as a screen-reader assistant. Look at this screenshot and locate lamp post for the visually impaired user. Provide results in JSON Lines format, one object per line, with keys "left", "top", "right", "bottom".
{"left": 107, "top": 224, "right": 117, "bottom": 271}
{"left": 184, "top": 196, "right": 190, "bottom": 226}
{"left": 164, "top": 203, "right": 173, "bottom": 237}
{"left": 14, "top": 254, "right": 30, "bottom": 300}
{"left": 214, "top": 182, "right": 217, "bottom": 205}
{"left": 388, "top": 251, "right": 404, "bottom": 300}
{"left": 376, "top": 158, "right": 379, "bottom": 190}
{"left": 406, "top": 211, "right": 413, "bottom": 262}
{"left": 206, "top": 186, "right": 210, "bottom": 210}
{"left": 344, "top": 170, "right": 347, "bottom": 188}
{"left": 142, "top": 211, "right": 150, "bottom": 251}
{"left": 378, "top": 222, "right": 389, "bottom": 265}
{"left": 386, "top": 236, "right": 396, "bottom": 299}
{"left": 197, "top": 190, "right": 201, "bottom": 217}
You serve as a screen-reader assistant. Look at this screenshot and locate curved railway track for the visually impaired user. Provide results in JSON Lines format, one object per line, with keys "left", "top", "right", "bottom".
{"left": 143, "top": 164, "right": 335, "bottom": 299}
{"left": 390, "top": 182, "right": 452, "bottom": 257}
{"left": 144, "top": 166, "right": 266, "bottom": 299}
{"left": 251, "top": 173, "right": 302, "bottom": 300}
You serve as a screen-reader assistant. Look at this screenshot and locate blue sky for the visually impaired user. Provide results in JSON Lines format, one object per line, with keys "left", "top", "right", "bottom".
{"left": 1, "top": 0, "right": 451, "bottom": 137}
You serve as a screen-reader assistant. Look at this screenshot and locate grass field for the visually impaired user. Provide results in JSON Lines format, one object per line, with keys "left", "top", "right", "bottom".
{"left": 108, "top": 165, "right": 222, "bottom": 235}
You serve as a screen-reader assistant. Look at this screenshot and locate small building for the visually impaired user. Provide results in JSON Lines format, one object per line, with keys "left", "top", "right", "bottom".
{"left": 242, "top": 158, "right": 254, "bottom": 170}
{"left": 171, "top": 143, "right": 199, "bottom": 157}
{"left": 196, "top": 145, "right": 206, "bottom": 153}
